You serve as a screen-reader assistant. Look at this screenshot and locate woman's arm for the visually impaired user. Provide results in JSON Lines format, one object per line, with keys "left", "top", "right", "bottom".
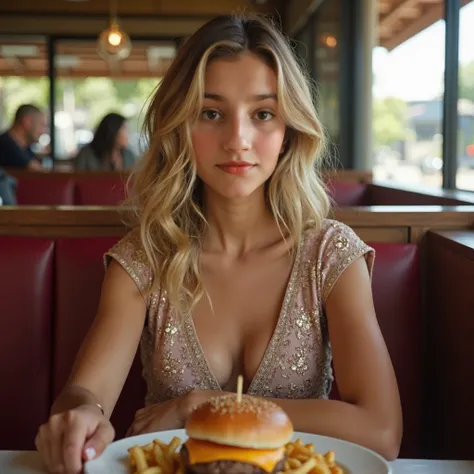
{"left": 36, "top": 260, "right": 147, "bottom": 472}
{"left": 51, "top": 259, "right": 147, "bottom": 418}
{"left": 269, "top": 257, "right": 402, "bottom": 460}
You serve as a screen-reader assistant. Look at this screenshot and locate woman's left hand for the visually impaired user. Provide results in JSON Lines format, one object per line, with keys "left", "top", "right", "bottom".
{"left": 126, "top": 390, "right": 226, "bottom": 436}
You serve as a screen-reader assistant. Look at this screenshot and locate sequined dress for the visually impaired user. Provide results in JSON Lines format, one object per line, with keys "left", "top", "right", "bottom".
{"left": 104, "top": 219, "right": 374, "bottom": 404}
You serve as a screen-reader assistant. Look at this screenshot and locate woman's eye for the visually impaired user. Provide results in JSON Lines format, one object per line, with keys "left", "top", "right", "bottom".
{"left": 201, "top": 110, "right": 222, "bottom": 121}
{"left": 254, "top": 111, "right": 274, "bottom": 121}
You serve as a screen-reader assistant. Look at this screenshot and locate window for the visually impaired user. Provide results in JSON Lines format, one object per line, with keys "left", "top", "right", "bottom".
{"left": 54, "top": 39, "right": 175, "bottom": 161}
{"left": 373, "top": 6, "right": 446, "bottom": 187}
{"left": 456, "top": 1, "right": 474, "bottom": 191}
{"left": 0, "top": 36, "right": 50, "bottom": 155}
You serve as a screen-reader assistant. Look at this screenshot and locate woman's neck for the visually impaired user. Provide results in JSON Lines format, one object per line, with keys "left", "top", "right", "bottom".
{"left": 202, "top": 186, "right": 280, "bottom": 258}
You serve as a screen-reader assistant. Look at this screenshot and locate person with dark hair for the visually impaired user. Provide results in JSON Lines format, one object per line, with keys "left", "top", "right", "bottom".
{"left": 75, "top": 113, "right": 136, "bottom": 171}
{"left": 0, "top": 104, "right": 46, "bottom": 170}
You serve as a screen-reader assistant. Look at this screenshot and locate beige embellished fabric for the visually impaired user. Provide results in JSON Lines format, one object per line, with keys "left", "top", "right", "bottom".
{"left": 104, "top": 219, "right": 375, "bottom": 405}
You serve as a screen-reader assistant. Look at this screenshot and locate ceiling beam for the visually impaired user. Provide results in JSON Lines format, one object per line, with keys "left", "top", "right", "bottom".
{"left": 0, "top": 0, "right": 278, "bottom": 16}
{"left": 0, "top": 14, "right": 209, "bottom": 37}
{"left": 379, "top": 0, "right": 420, "bottom": 31}
{"left": 380, "top": 2, "right": 442, "bottom": 50}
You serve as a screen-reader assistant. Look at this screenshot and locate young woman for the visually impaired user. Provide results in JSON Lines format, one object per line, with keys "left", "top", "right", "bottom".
{"left": 35, "top": 13, "right": 402, "bottom": 474}
{"left": 75, "top": 112, "right": 136, "bottom": 171}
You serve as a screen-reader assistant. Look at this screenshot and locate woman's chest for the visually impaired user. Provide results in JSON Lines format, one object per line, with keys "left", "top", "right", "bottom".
{"left": 192, "top": 254, "right": 293, "bottom": 389}
{"left": 143, "top": 241, "right": 332, "bottom": 402}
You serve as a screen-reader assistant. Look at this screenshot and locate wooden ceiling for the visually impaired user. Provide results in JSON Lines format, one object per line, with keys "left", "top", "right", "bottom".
{"left": 0, "top": 0, "right": 282, "bottom": 17}
{"left": 0, "top": 39, "right": 176, "bottom": 78}
{"left": 378, "top": 0, "right": 472, "bottom": 50}
{"left": 0, "top": 0, "right": 471, "bottom": 78}
{"left": 0, "top": 0, "right": 285, "bottom": 78}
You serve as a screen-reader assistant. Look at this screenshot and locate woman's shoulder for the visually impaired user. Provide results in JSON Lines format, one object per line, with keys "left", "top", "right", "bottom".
{"left": 75, "top": 143, "right": 94, "bottom": 158}
{"left": 302, "top": 219, "right": 375, "bottom": 302}
{"left": 75, "top": 144, "right": 100, "bottom": 169}
{"left": 104, "top": 227, "right": 153, "bottom": 300}
{"left": 304, "top": 219, "right": 370, "bottom": 250}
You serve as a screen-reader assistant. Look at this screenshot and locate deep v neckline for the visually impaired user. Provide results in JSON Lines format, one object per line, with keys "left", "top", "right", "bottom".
{"left": 182, "top": 234, "right": 305, "bottom": 395}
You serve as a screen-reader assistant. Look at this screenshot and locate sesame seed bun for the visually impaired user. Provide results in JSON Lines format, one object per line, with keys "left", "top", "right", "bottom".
{"left": 185, "top": 394, "right": 294, "bottom": 449}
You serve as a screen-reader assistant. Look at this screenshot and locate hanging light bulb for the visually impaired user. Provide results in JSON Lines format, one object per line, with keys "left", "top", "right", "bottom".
{"left": 108, "top": 29, "right": 122, "bottom": 47}
{"left": 97, "top": 0, "right": 132, "bottom": 61}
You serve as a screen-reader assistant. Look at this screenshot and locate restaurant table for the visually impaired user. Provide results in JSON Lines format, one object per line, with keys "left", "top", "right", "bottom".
{"left": 0, "top": 451, "right": 473, "bottom": 473}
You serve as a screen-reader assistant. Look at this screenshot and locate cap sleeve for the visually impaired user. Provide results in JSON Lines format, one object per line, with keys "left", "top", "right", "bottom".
{"left": 104, "top": 227, "right": 153, "bottom": 305}
{"left": 318, "top": 220, "right": 375, "bottom": 303}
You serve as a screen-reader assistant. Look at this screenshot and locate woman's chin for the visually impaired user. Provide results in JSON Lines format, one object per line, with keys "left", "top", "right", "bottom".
{"left": 216, "top": 188, "right": 262, "bottom": 201}
{"left": 203, "top": 182, "right": 264, "bottom": 202}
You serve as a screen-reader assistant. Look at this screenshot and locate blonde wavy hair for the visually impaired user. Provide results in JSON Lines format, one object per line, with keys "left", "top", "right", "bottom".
{"left": 124, "top": 13, "right": 331, "bottom": 315}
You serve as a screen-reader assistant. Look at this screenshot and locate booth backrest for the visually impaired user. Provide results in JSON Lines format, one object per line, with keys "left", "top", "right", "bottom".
{"left": 326, "top": 180, "right": 370, "bottom": 206}
{"left": 74, "top": 176, "right": 127, "bottom": 206}
{"left": 15, "top": 175, "right": 126, "bottom": 206}
{"left": 54, "top": 237, "right": 145, "bottom": 439}
{"left": 328, "top": 242, "right": 421, "bottom": 458}
{"left": 14, "top": 175, "right": 369, "bottom": 207}
{"left": 0, "top": 237, "right": 422, "bottom": 457}
{"left": 16, "top": 176, "right": 75, "bottom": 206}
{"left": 0, "top": 237, "right": 54, "bottom": 450}
{"left": 369, "top": 242, "right": 421, "bottom": 458}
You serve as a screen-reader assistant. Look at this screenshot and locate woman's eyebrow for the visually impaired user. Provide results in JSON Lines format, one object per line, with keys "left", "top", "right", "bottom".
{"left": 203, "top": 93, "right": 278, "bottom": 101}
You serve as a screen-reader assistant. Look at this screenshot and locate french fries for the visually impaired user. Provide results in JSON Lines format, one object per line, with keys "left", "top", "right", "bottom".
{"left": 278, "top": 438, "right": 343, "bottom": 474}
{"left": 127, "top": 436, "right": 343, "bottom": 474}
{"left": 128, "top": 436, "right": 184, "bottom": 474}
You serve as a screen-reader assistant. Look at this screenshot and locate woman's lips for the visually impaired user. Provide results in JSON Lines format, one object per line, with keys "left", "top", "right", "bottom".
{"left": 217, "top": 162, "right": 256, "bottom": 175}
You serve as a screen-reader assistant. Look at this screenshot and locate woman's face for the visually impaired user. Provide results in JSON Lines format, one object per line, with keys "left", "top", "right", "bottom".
{"left": 191, "top": 52, "right": 286, "bottom": 201}
{"left": 116, "top": 122, "right": 129, "bottom": 148}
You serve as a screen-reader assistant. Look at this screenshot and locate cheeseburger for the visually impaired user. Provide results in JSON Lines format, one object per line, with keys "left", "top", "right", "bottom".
{"left": 181, "top": 394, "right": 294, "bottom": 474}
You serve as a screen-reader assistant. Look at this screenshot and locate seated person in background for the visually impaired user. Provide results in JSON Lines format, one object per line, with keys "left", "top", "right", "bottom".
{"left": 75, "top": 113, "right": 136, "bottom": 171}
{"left": 0, "top": 104, "right": 46, "bottom": 170}
{"left": 36, "top": 13, "right": 402, "bottom": 474}
{"left": 0, "top": 168, "right": 17, "bottom": 205}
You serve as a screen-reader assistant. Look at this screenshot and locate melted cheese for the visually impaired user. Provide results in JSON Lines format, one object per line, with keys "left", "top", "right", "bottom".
{"left": 185, "top": 438, "right": 284, "bottom": 473}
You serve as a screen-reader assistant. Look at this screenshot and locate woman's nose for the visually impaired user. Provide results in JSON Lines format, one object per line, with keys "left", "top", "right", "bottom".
{"left": 223, "top": 116, "right": 251, "bottom": 153}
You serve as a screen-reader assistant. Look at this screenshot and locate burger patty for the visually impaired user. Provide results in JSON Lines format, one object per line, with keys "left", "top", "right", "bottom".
{"left": 181, "top": 445, "right": 286, "bottom": 474}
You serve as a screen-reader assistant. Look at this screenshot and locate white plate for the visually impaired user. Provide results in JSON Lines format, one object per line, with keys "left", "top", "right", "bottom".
{"left": 84, "top": 429, "right": 391, "bottom": 474}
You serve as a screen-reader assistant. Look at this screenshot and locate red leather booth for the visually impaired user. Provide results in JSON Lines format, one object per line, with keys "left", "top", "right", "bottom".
{"left": 15, "top": 176, "right": 75, "bottom": 206}
{"left": 326, "top": 179, "right": 370, "bottom": 207}
{"left": 14, "top": 174, "right": 127, "bottom": 206}
{"left": 0, "top": 236, "right": 422, "bottom": 458}
{"left": 0, "top": 237, "right": 54, "bottom": 449}
{"left": 13, "top": 175, "right": 368, "bottom": 207}
{"left": 74, "top": 176, "right": 127, "bottom": 206}
{"left": 54, "top": 238, "right": 146, "bottom": 440}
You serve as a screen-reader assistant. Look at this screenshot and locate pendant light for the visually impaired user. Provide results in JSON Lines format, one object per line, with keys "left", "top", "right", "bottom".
{"left": 97, "top": 0, "right": 132, "bottom": 61}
